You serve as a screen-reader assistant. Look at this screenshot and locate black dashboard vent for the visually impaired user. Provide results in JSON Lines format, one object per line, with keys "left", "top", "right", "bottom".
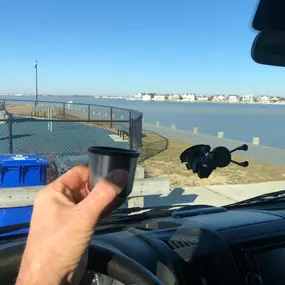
{"left": 162, "top": 238, "right": 199, "bottom": 250}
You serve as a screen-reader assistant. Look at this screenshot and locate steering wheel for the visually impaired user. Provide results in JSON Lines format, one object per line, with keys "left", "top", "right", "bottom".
{"left": 0, "top": 241, "right": 164, "bottom": 285}
{"left": 87, "top": 242, "right": 165, "bottom": 285}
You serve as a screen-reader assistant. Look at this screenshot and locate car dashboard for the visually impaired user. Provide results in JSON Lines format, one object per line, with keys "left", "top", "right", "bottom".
{"left": 89, "top": 205, "right": 285, "bottom": 285}
{"left": 2, "top": 205, "right": 285, "bottom": 285}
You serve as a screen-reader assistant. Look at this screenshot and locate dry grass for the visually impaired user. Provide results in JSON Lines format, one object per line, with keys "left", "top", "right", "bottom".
{"left": 6, "top": 104, "right": 33, "bottom": 116}
{"left": 140, "top": 138, "right": 285, "bottom": 188}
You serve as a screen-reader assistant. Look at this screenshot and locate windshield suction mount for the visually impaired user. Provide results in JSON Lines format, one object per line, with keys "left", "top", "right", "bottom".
{"left": 180, "top": 144, "right": 249, "bottom": 179}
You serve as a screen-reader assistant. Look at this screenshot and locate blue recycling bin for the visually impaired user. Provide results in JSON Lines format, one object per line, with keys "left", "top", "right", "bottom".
{"left": 0, "top": 154, "right": 48, "bottom": 236}
{"left": 0, "top": 154, "right": 49, "bottom": 188}
{"left": 0, "top": 206, "right": 33, "bottom": 237}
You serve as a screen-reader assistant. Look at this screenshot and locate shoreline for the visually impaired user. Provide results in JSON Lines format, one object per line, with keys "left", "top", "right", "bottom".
{"left": 1, "top": 95, "right": 285, "bottom": 105}
{"left": 127, "top": 100, "right": 285, "bottom": 105}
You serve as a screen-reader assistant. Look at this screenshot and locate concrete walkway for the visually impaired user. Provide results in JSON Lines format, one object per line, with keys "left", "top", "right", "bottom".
{"left": 143, "top": 122, "right": 285, "bottom": 166}
{"left": 143, "top": 180, "right": 285, "bottom": 207}
{"left": 186, "top": 180, "right": 285, "bottom": 205}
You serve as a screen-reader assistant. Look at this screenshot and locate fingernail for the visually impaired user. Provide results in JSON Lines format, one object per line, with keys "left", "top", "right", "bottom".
{"left": 106, "top": 169, "right": 128, "bottom": 192}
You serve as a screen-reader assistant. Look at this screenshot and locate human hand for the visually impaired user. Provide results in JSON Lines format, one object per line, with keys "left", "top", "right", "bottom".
{"left": 16, "top": 165, "right": 128, "bottom": 285}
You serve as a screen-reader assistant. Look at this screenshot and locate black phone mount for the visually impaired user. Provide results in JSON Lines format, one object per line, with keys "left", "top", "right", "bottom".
{"left": 180, "top": 144, "right": 249, "bottom": 179}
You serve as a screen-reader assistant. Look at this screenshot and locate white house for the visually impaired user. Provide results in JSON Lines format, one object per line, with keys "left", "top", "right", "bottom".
{"left": 258, "top": 96, "right": 271, "bottom": 104}
{"left": 135, "top": 93, "right": 143, "bottom": 100}
{"left": 213, "top": 95, "right": 226, "bottom": 102}
{"left": 196, "top": 96, "right": 209, "bottom": 101}
{"left": 153, "top": 95, "right": 166, "bottom": 101}
{"left": 142, "top": 94, "right": 152, "bottom": 101}
{"left": 270, "top": 96, "right": 280, "bottom": 103}
{"left": 168, "top": 94, "right": 181, "bottom": 101}
{"left": 181, "top": 94, "right": 196, "bottom": 102}
{"left": 228, "top": 95, "right": 240, "bottom": 103}
{"left": 242, "top": 95, "right": 255, "bottom": 103}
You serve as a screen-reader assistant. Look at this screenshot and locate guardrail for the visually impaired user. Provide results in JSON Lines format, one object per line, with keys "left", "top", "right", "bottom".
{"left": 1, "top": 98, "right": 143, "bottom": 151}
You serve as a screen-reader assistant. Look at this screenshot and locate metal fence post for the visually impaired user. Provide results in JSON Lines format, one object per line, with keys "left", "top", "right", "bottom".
{"left": 63, "top": 103, "right": 66, "bottom": 119}
{"left": 110, "top": 107, "right": 113, "bottom": 128}
{"left": 88, "top": 104, "right": 91, "bottom": 121}
{"left": 129, "top": 118, "right": 134, "bottom": 150}
{"left": 8, "top": 118, "right": 13, "bottom": 154}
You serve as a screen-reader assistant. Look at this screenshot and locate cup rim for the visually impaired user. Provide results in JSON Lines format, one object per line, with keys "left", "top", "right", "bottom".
{"left": 88, "top": 146, "right": 140, "bottom": 157}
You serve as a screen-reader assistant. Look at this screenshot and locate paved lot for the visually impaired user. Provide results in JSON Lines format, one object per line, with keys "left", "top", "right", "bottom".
{"left": 0, "top": 120, "right": 128, "bottom": 155}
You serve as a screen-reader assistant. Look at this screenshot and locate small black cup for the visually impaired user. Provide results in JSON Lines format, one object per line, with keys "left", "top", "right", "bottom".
{"left": 88, "top": 146, "right": 140, "bottom": 198}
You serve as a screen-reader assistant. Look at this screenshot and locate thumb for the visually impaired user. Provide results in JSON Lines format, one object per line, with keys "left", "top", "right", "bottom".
{"left": 76, "top": 169, "right": 128, "bottom": 226}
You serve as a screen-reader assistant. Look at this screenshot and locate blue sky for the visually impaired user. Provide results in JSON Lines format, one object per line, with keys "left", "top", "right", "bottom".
{"left": 0, "top": 0, "right": 284, "bottom": 96}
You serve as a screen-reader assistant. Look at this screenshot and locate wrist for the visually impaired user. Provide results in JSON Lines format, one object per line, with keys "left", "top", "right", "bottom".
{"left": 16, "top": 260, "right": 65, "bottom": 285}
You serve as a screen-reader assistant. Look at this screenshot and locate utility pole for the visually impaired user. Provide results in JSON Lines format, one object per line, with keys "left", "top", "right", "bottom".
{"left": 35, "top": 60, "right": 38, "bottom": 106}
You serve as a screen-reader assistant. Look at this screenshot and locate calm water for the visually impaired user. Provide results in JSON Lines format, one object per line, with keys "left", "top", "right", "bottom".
{"left": 2, "top": 95, "right": 285, "bottom": 149}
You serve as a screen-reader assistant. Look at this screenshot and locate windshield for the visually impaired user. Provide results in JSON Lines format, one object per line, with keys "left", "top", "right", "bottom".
{"left": 0, "top": 0, "right": 285, "bottom": 223}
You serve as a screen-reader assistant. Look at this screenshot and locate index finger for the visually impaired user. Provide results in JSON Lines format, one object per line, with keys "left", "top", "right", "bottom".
{"left": 53, "top": 165, "right": 89, "bottom": 190}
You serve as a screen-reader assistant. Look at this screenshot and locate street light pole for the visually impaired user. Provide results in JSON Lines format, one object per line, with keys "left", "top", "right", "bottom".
{"left": 35, "top": 60, "right": 38, "bottom": 106}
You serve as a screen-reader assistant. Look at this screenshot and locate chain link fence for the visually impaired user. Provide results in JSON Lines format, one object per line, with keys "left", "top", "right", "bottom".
{"left": 0, "top": 99, "right": 165, "bottom": 161}
{"left": 0, "top": 118, "right": 132, "bottom": 156}
{"left": 0, "top": 99, "right": 171, "bottom": 183}
{"left": 0, "top": 117, "right": 137, "bottom": 184}
{"left": 139, "top": 130, "right": 169, "bottom": 162}
{"left": 2, "top": 98, "right": 143, "bottom": 151}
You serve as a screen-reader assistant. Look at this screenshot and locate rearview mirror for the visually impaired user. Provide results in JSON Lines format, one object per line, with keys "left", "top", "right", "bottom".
{"left": 251, "top": 31, "right": 285, "bottom": 67}
{"left": 253, "top": 1, "right": 285, "bottom": 31}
